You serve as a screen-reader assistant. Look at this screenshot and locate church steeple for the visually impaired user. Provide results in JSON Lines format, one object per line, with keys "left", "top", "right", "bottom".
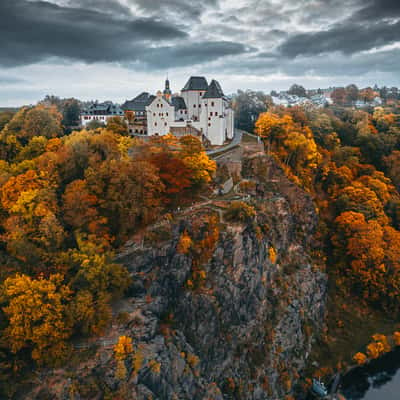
{"left": 163, "top": 76, "right": 172, "bottom": 101}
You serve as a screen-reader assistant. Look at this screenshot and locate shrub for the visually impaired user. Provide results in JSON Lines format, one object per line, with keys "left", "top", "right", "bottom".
{"left": 224, "top": 201, "right": 256, "bottom": 223}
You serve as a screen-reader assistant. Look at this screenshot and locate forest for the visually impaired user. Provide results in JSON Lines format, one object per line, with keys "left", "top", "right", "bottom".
{"left": 0, "top": 105, "right": 216, "bottom": 394}
{"left": 255, "top": 103, "right": 400, "bottom": 370}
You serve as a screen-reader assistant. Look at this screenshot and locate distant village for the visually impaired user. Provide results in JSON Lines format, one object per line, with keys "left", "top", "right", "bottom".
{"left": 80, "top": 76, "right": 234, "bottom": 146}
{"left": 269, "top": 85, "right": 399, "bottom": 108}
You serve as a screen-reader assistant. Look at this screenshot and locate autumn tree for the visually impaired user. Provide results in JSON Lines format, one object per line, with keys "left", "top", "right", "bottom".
{"left": 359, "top": 87, "right": 377, "bottom": 103}
{"left": 1, "top": 169, "right": 65, "bottom": 269}
{"left": 85, "top": 158, "right": 164, "bottom": 241}
{"left": 62, "top": 179, "right": 109, "bottom": 240}
{"left": 331, "top": 88, "right": 347, "bottom": 106}
{"left": 345, "top": 84, "right": 359, "bottom": 104}
{"left": 2, "top": 273, "right": 73, "bottom": 365}
{"left": 287, "top": 84, "right": 307, "bottom": 98}
{"left": 5, "top": 105, "right": 63, "bottom": 142}
{"left": 67, "top": 235, "right": 130, "bottom": 335}
{"left": 106, "top": 116, "right": 128, "bottom": 136}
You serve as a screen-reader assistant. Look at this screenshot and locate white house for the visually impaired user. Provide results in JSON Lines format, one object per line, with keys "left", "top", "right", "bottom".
{"left": 145, "top": 77, "right": 235, "bottom": 146}
{"left": 80, "top": 102, "right": 124, "bottom": 127}
{"left": 146, "top": 91, "right": 175, "bottom": 136}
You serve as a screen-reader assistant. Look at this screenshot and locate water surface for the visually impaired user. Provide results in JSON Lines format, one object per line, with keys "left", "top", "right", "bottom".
{"left": 341, "top": 347, "right": 400, "bottom": 400}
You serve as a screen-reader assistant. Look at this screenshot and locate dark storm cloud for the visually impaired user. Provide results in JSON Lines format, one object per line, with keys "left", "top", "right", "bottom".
{"left": 278, "top": 20, "right": 400, "bottom": 57}
{"left": 0, "top": 0, "right": 187, "bottom": 66}
{"left": 64, "top": 0, "right": 132, "bottom": 16}
{"left": 216, "top": 47, "right": 400, "bottom": 79}
{"left": 352, "top": 0, "right": 400, "bottom": 21}
{"left": 277, "top": 0, "right": 400, "bottom": 58}
{"left": 140, "top": 41, "right": 250, "bottom": 69}
{"left": 0, "top": 0, "right": 247, "bottom": 70}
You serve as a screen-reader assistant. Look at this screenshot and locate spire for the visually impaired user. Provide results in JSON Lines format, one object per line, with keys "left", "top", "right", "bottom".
{"left": 163, "top": 76, "right": 172, "bottom": 101}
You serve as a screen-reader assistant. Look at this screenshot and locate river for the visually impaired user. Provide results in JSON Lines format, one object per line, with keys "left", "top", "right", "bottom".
{"left": 340, "top": 347, "right": 400, "bottom": 399}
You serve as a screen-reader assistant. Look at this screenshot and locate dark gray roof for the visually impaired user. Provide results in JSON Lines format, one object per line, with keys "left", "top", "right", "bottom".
{"left": 82, "top": 102, "right": 123, "bottom": 116}
{"left": 182, "top": 76, "right": 208, "bottom": 91}
{"left": 171, "top": 96, "right": 187, "bottom": 110}
{"left": 202, "top": 80, "right": 224, "bottom": 99}
{"left": 121, "top": 92, "right": 156, "bottom": 112}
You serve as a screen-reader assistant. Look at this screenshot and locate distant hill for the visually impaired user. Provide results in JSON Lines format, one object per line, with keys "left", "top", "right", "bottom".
{"left": 0, "top": 107, "right": 20, "bottom": 113}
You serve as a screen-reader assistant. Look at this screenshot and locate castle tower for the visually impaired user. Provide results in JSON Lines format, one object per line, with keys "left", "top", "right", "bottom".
{"left": 163, "top": 78, "right": 172, "bottom": 101}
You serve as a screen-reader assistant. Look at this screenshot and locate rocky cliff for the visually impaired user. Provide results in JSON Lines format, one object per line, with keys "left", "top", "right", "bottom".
{"left": 26, "top": 149, "right": 327, "bottom": 400}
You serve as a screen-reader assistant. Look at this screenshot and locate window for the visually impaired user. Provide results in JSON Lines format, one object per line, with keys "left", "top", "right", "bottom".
{"left": 155, "top": 122, "right": 157, "bottom": 126}
{"left": 153, "top": 113, "right": 156, "bottom": 116}
{"left": 211, "top": 101, "right": 215, "bottom": 107}
{"left": 215, "top": 112, "right": 218, "bottom": 117}
{"left": 161, "top": 104, "right": 163, "bottom": 108}
{"left": 165, "top": 122, "right": 167, "bottom": 126}
{"left": 166, "top": 112, "right": 168, "bottom": 116}
{"left": 194, "top": 104, "right": 196, "bottom": 108}
{"left": 157, "top": 104, "right": 159, "bottom": 108}
{"left": 199, "top": 104, "right": 201, "bottom": 108}
{"left": 210, "top": 112, "right": 213, "bottom": 116}
{"left": 208, "top": 123, "right": 211, "bottom": 127}
{"left": 199, "top": 92, "right": 202, "bottom": 96}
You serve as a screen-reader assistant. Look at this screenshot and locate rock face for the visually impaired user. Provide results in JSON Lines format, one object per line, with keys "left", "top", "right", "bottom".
{"left": 27, "top": 152, "right": 327, "bottom": 400}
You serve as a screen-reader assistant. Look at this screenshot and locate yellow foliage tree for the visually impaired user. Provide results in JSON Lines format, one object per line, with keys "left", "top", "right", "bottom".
{"left": 353, "top": 352, "right": 367, "bottom": 365}
{"left": 177, "top": 231, "right": 193, "bottom": 254}
{"left": 269, "top": 247, "right": 277, "bottom": 264}
{"left": 393, "top": 332, "right": 400, "bottom": 346}
{"left": 2, "top": 273, "right": 72, "bottom": 365}
{"left": 114, "top": 336, "right": 133, "bottom": 361}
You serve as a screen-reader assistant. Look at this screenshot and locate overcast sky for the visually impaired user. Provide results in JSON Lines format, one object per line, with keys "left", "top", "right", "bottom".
{"left": 0, "top": 0, "right": 399, "bottom": 106}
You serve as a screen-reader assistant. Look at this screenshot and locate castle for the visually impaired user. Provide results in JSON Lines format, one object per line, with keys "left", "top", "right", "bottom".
{"left": 121, "top": 77, "right": 235, "bottom": 146}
